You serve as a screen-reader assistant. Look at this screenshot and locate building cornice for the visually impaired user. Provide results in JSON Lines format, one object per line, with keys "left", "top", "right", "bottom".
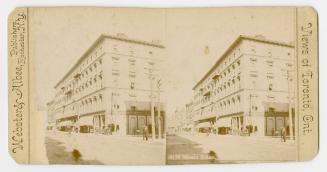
{"left": 192, "top": 35, "right": 294, "bottom": 90}
{"left": 54, "top": 34, "right": 165, "bottom": 88}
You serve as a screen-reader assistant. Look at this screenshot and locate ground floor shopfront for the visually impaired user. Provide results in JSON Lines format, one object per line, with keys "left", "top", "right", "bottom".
{"left": 195, "top": 104, "right": 295, "bottom": 137}
{"left": 54, "top": 103, "right": 165, "bottom": 136}
{"left": 56, "top": 115, "right": 78, "bottom": 132}
{"left": 126, "top": 110, "right": 165, "bottom": 136}
{"left": 264, "top": 111, "right": 295, "bottom": 137}
{"left": 194, "top": 117, "right": 215, "bottom": 133}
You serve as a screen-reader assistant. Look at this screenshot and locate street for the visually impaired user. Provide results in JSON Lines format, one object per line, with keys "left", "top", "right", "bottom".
{"left": 45, "top": 131, "right": 165, "bottom": 165}
{"left": 166, "top": 133, "right": 297, "bottom": 164}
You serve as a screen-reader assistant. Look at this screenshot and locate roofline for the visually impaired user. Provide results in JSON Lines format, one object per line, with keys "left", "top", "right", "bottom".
{"left": 54, "top": 34, "right": 165, "bottom": 88}
{"left": 192, "top": 35, "right": 294, "bottom": 90}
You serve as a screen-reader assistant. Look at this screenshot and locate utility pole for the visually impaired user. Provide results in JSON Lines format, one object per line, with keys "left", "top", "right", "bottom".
{"left": 248, "top": 94, "right": 257, "bottom": 130}
{"left": 150, "top": 70, "right": 155, "bottom": 140}
{"left": 249, "top": 94, "right": 252, "bottom": 127}
{"left": 145, "top": 63, "right": 157, "bottom": 140}
{"left": 157, "top": 79, "right": 162, "bottom": 139}
{"left": 287, "top": 70, "right": 294, "bottom": 140}
{"left": 282, "top": 68, "right": 294, "bottom": 140}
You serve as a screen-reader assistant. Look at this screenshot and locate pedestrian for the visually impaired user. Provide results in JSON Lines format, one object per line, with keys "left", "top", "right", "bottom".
{"left": 143, "top": 125, "right": 149, "bottom": 141}
{"left": 108, "top": 124, "right": 112, "bottom": 135}
{"left": 116, "top": 124, "right": 120, "bottom": 133}
{"left": 281, "top": 127, "right": 286, "bottom": 142}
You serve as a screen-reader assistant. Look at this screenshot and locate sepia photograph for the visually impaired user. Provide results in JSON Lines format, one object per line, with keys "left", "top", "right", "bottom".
{"left": 7, "top": 6, "right": 319, "bottom": 165}
{"left": 34, "top": 8, "right": 167, "bottom": 165}
{"left": 164, "top": 8, "right": 297, "bottom": 164}
{"left": 37, "top": 7, "right": 297, "bottom": 165}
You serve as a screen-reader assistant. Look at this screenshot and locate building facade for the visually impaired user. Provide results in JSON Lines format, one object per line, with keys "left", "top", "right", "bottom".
{"left": 192, "top": 35, "right": 295, "bottom": 137}
{"left": 46, "top": 100, "right": 56, "bottom": 130}
{"left": 48, "top": 34, "right": 165, "bottom": 136}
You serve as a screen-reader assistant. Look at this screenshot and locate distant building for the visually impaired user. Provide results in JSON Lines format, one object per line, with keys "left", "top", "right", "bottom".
{"left": 192, "top": 35, "right": 295, "bottom": 136}
{"left": 48, "top": 34, "right": 165, "bottom": 136}
{"left": 184, "top": 101, "right": 195, "bottom": 131}
{"left": 46, "top": 100, "right": 56, "bottom": 130}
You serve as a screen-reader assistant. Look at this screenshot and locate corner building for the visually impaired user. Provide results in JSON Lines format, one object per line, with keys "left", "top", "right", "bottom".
{"left": 192, "top": 35, "right": 295, "bottom": 137}
{"left": 51, "top": 34, "right": 165, "bottom": 135}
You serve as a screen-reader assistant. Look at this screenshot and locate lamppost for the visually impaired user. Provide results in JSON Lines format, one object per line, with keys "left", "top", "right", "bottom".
{"left": 286, "top": 70, "right": 294, "bottom": 140}
{"left": 249, "top": 94, "right": 257, "bottom": 132}
{"left": 157, "top": 79, "right": 162, "bottom": 139}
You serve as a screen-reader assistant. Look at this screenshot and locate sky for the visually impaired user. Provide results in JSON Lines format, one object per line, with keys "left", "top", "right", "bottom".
{"left": 30, "top": 7, "right": 295, "bottom": 117}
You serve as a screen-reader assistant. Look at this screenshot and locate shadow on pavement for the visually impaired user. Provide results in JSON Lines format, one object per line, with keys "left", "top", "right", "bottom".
{"left": 45, "top": 137, "right": 103, "bottom": 165}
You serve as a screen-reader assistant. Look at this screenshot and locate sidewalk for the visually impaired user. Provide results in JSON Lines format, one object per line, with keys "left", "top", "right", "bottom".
{"left": 174, "top": 133, "right": 297, "bottom": 161}
{"left": 49, "top": 131, "right": 165, "bottom": 144}
{"left": 178, "top": 132, "right": 295, "bottom": 145}
{"left": 45, "top": 131, "right": 166, "bottom": 165}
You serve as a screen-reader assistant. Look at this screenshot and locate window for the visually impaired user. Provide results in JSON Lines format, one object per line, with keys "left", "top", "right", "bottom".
{"left": 251, "top": 46, "right": 256, "bottom": 53}
{"left": 267, "top": 72, "right": 274, "bottom": 79}
{"left": 112, "top": 69, "right": 120, "bottom": 76}
{"left": 268, "top": 83, "right": 273, "bottom": 91}
{"left": 268, "top": 107, "right": 275, "bottom": 112}
{"left": 266, "top": 60, "right": 274, "bottom": 67}
{"left": 250, "top": 73, "right": 258, "bottom": 77}
{"left": 130, "top": 82, "right": 135, "bottom": 90}
{"left": 250, "top": 57, "right": 257, "bottom": 64}
{"left": 286, "top": 63, "right": 292, "bottom": 67}
{"left": 128, "top": 58, "right": 136, "bottom": 66}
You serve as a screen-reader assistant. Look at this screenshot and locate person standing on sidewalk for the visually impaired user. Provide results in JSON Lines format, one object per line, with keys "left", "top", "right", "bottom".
{"left": 281, "top": 127, "right": 286, "bottom": 142}
{"left": 143, "top": 125, "right": 149, "bottom": 141}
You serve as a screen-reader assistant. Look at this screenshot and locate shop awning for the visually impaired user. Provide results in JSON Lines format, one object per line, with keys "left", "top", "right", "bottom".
{"left": 196, "top": 122, "right": 212, "bottom": 128}
{"left": 216, "top": 117, "right": 231, "bottom": 128}
{"left": 58, "top": 120, "right": 73, "bottom": 126}
{"left": 262, "top": 102, "right": 289, "bottom": 112}
{"left": 60, "top": 113, "right": 77, "bottom": 119}
{"left": 78, "top": 116, "right": 94, "bottom": 126}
